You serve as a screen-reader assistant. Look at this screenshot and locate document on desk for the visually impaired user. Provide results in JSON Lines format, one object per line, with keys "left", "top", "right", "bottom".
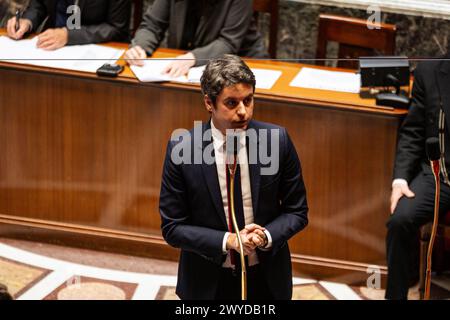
{"left": 132, "top": 61, "right": 281, "bottom": 90}
{"left": 251, "top": 68, "right": 282, "bottom": 90}
{"left": 130, "top": 59, "right": 193, "bottom": 83}
{"left": 290, "top": 67, "right": 361, "bottom": 93}
{"left": 184, "top": 66, "right": 282, "bottom": 89}
{"left": 0, "top": 36, "right": 124, "bottom": 73}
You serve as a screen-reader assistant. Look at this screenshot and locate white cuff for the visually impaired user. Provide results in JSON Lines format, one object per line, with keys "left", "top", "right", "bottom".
{"left": 392, "top": 179, "right": 408, "bottom": 187}
{"left": 261, "top": 230, "right": 272, "bottom": 250}
{"left": 222, "top": 232, "right": 230, "bottom": 254}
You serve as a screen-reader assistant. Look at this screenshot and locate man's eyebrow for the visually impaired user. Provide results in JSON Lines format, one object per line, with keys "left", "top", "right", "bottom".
{"left": 222, "top": 92, "right": 254, "bottom": 101}
{"left": 225, "top": 93, "right": 254, "bottom": 99}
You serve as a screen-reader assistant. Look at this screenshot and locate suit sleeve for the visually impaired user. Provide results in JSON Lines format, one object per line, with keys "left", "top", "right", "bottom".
{"left": 22, "top": 0, "right": 48, "bottom": 32}
{"left": 393, "top": 64, "right": 427, "bottom": 182}
{"left": 264, "top": 128, "right": 309, "bottom": 256}
{"left": 190, "top": 0, "right": 253, "bottom": 66}
{"left": 67, "top": 0, "right": 131, "bottom": 45}
{"left": 131, "top": 0, "right": 170, "bottom": 55}
{"left": 159, "top": 140, "right": 227, "bottom": 263}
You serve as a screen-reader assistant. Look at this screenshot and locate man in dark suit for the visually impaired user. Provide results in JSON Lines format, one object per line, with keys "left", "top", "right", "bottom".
{"left": 159, "top": 55, "right": 308, "bottom": 300}
{"left": 6, "top": 0, "right": 130, "bottom": 50}
{"left": 125, "top": 0, "right": 268, "bottom": 78}
{"left": 387, "top": 56, "right": 450, "bottom": 299}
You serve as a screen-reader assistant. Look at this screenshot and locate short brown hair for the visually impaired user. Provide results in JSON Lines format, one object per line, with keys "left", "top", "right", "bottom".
{"left": 200, "top": 55, "right": 256, "bottom": 106}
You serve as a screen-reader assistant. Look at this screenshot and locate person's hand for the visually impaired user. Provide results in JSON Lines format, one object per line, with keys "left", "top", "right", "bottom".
{"left": 390, "top": 183, "right": 415, "bottom": 214}
{"left": 7, "top": 17, "right": 31, "bottom": 40}
{"left": 36, "top": 28, "right": 68, "bottom": 50}
{"left": 245, "top": 224, "right": 268, "bottom": 248}
{"left": 162, "top": 52, "right": 196, "bottom": 78}
{"left": 226, "top": 229, "right": 258, "bottom": 255}
{"left": 226, "top": 224, "right": 267, "bottom": 255}
{"left": 124, "top": 46, "right": 147, "bottom": 66}
{"left": 227, "top": 232, "right": 254, "bottom": 255}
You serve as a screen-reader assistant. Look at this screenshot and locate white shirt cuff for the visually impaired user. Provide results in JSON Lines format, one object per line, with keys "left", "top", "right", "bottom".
{"left": 222, "top": 232, "right": 230, "bottom": 254}
{"left": 392, "top": 179, "right": 408, "bottom": 187}
{"left": 261, "top": 229, "right": 272, "bottom": 250}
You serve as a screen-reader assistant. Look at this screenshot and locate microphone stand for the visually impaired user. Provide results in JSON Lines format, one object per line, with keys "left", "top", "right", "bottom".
{"left": 425, "top": 158, "right": 440, "bottom": 300}
{"left": 228, "top": 154, "right": 247, "bottom": 300}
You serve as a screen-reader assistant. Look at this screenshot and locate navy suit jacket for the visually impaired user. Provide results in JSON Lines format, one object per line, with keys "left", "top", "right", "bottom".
{"left": 159, "top": 119, "right": 308, "bottom": 299}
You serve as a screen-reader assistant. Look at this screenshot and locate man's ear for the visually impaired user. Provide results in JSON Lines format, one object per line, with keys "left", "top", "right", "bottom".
{"left": 204, "top": 95, "right": 213, "bottom": 113}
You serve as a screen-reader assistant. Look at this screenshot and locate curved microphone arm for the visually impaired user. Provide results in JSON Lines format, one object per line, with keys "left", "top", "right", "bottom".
{"left": 425, "top": 159, "right": 440, "bottom": 300}
{"left": 228, "top": 157, "right": 247, "bottom": 300}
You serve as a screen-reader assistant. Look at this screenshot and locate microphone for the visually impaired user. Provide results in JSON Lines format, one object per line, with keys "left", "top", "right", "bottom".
{"left": 426, "top": 137, "right": 441, "bottom": 186}
{"left": 424, "top": 137, "right": 441, "bottom": 300}
{"left": 225, "top": 132, "right": 247, "bottom": 300}
{"left": 225, "top": 133, "right": 239, "bottom": 171}
{"left": 426, "top": 137, "right": 441, "bottom": 162}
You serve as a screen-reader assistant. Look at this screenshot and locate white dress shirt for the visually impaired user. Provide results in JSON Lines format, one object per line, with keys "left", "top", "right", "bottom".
{"left": 392, "top": 179, "right": 408, "bottom": 187}
{"left": 210, "top": 120, "right": 272, "bottom": 268}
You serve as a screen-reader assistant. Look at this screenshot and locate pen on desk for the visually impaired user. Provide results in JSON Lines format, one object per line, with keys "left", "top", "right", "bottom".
{"left": 15, "top": 10, "right": 21, "bottom": 32}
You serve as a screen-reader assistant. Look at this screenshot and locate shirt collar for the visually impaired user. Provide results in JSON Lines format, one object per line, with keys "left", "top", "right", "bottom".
{"left": 211, "top": 118, "right": 224, "bottom": 146}
{"left": 210, "top": 119, "right": 246, "bottom": 149}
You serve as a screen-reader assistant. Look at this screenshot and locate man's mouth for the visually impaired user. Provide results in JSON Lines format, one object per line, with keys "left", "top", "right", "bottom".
{"left": 235, "top": 120, "right": 247, "bottom": 126}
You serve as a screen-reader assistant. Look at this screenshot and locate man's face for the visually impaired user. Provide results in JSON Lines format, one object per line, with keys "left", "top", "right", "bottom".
{"left": 204, "top": 83, "right": 254, "bottom": 134}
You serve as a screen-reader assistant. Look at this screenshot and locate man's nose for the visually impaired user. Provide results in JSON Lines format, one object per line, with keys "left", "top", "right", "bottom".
{"left": 237, "top": 102, "right": 246, "bottom": 117}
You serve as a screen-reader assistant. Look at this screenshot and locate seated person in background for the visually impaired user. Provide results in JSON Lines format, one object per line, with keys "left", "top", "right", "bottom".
{"left": 387, "top": 53, "right": 450, "bottom": 299}
{"left": 125, "top": 0, "right": 268, "bottom": 78}
{"left": 6, "top": 0, "right": 131, "bottom": 50}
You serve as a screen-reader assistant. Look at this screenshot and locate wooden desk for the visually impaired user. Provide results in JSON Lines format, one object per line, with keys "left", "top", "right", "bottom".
{"left": 0, "top": 32, "right": 408, "bottom": 283}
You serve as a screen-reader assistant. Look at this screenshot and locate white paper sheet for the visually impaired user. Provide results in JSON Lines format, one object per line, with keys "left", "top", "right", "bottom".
{"left": 0, "top": 36, "right": 124, "bottom": 73}
{"left": 251, "top": 68, "right": 282, "bottom": 90}
{"left": 132, "top": 61, "right": 281, "bottom": 90}
{"left": 185, "top": 66, "right": 281, "bottom": 89}
{"left": 130, "top": 59, "right": 192, "bottom": 83}
{"left": 289, "top": 67, "right": 361, "bottom": 93}
{"left": 186, "top": 65, "right": 205, "bottom": 83}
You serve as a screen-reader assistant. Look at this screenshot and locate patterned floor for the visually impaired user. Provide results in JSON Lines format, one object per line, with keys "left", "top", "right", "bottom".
{"left": 0, "top": 242, "right": 449, "bottom": 300}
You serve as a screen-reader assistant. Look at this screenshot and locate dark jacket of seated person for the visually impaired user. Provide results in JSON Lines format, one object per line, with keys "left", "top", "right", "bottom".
{"left": 22, "top": 0, "right": 131, "bottom": 45}
{"left": 131, "top": 0, "right": 268, "bottom": 66}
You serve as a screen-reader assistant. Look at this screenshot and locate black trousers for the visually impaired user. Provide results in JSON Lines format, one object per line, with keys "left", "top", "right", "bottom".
{"left": 214, "top": 264, "right": 274, "bottom": 300}
{"left": 385, "top": 171, "right": 450, "bottom": 299}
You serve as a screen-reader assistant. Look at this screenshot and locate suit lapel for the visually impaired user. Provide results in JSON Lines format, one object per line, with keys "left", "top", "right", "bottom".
{"left": 47, "top": 0, "right": 82, "bottom": 25}
{"left": 77, "top": 0, "right": 86, "bottom": 12}
{"left": 47, "top": 0, "right": 56, "bottom": 10}
{"left": 436, "top": 61, "right": 450, "bottom": 131}
{"left": 200, "top": 121, "right": 228, "bottom": 228}
{"left": 193, "top": 0, "right": 211, "bottom": 43}
{"left": 247, "top": 121, "right": 261, "bottom": 218}
{"left": 174, "top": 0, "right": 188, "bottom": 48}
{"left": 46, "top": 0, "right": 56, "bottom": 27}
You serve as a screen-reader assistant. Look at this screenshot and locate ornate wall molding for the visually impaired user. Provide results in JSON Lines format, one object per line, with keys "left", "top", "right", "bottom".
{"left": 290, "top": 0, "right": 450, "bottom": 20}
